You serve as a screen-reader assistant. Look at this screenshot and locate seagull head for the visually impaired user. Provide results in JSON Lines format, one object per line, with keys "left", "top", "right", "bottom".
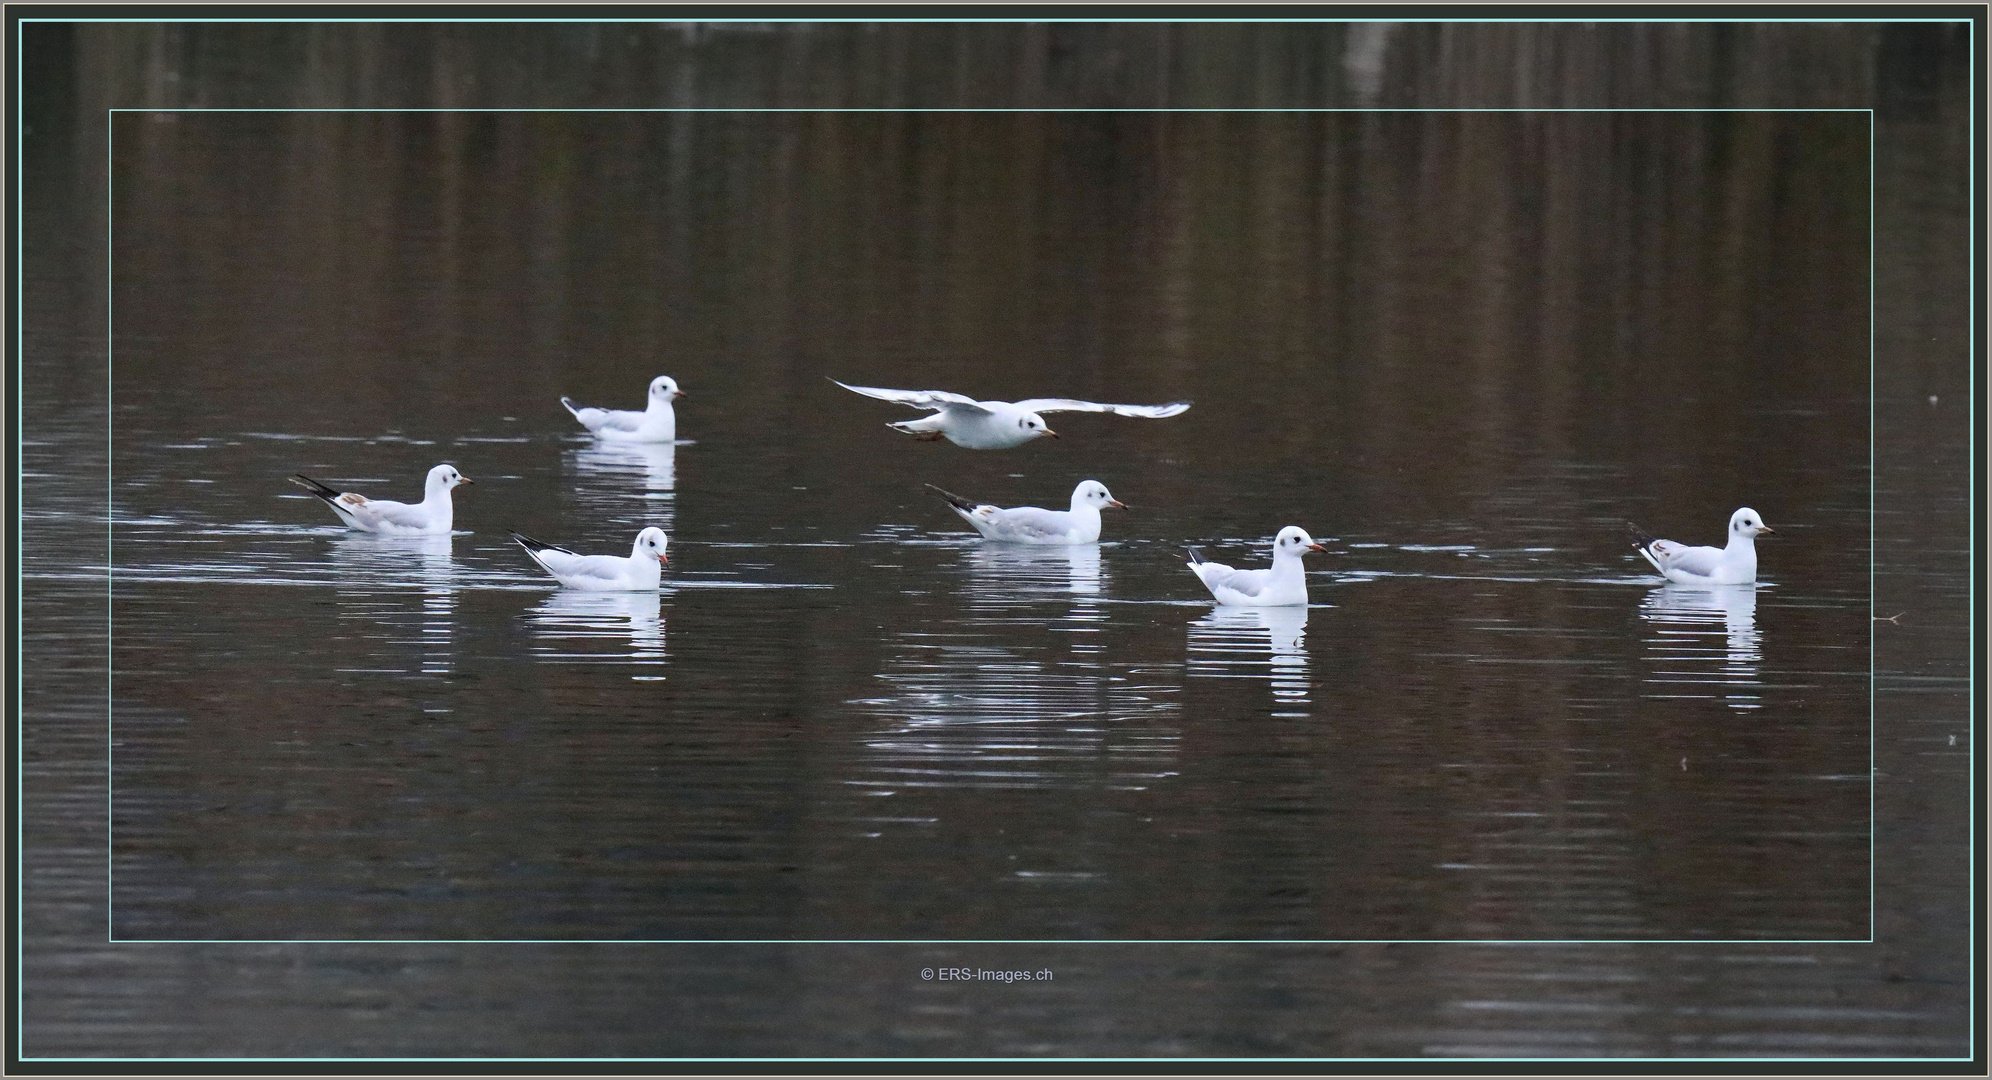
{"left": 1017, "top": 411, "right": 1057, "bottom": 440}
{"left": 1274, "top": 526, "right": 1326, "bottom": 557}
{"left": 651, "top": 376, "right": 686, "bottom": 401}
{"left": 427, "top": 463, "right": 471, "bottom": 491}
{"left": 1729, "top": 507, "right": 1773, "bottom": 538}
{"left": 636, "top": 526, "right": 670, "bottom": 564}
{"left": 1073, "top": 480, "right": 1125, "bottom": 510}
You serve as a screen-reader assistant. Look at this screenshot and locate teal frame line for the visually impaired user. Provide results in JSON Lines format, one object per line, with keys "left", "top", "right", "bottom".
{"left": 19, "top": 15, "right": 1983, "bottom": 21}
{"left": 11, "top": 16, "right": 1976, "bottom": 1076}
{"left": 11, "top": 1060, "right": 1976, "bottom": 1068}
{"left": 93, "top": 103, "right": 1888, "bottom": 950}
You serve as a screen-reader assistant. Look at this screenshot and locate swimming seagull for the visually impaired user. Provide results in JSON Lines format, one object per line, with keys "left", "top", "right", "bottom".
{"left": 1630, "top": 507, "right": 1774, "bottom": 585}
{"left": 511, "top": 527, "right": 671, "bottom": 591}
{"left": 561, "top": 376, "right": 686, "bottom": 443}
{"left": 289, "top": 464, "right": 471, "bottom": 535}
{"left": 1186, "top": 526, "right": 1326, "bottom": 607}
{"left": 832, "top": 380, "right": 1190, "bottom": 449}
{"left": 927, "top": 480, "right": 1126, "bottom": 545}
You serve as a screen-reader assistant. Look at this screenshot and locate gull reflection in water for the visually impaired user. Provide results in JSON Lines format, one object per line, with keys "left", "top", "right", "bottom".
{"left": 1187, "top": 605, "right": 1313, "bottom": 704}
{"left": 328, "top": 532, "right": 457, "bottom": 676}
{"left": 960, "top": 542, "right": 1104, "bottom": 601}
{"left": 569, "top": 440, "right": 676, "bottom": 528}
{"left": 1639, "top": 583, "right": 1762, "bottom": 710}
{"left": 850, "top": 542, "right": 1180, "bottom": 794}
{"left": 526, "top": 589, "right": 668, "bottom": 678}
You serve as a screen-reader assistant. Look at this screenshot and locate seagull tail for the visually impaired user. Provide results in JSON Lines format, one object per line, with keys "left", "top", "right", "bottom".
{"left": 510, "top": 531, "right": 579, "bottom": 560}
{"left": 1626, "top": 523, "right": 1665, "bottom": 572}
{"left": 288, "top": 474, "right": 344, "bottom": 503}
{"left": 924, "top": 483, "right": 980, "bottom": 513}
{"left": 558, "top": 396, "right": 585, "bottom": 420}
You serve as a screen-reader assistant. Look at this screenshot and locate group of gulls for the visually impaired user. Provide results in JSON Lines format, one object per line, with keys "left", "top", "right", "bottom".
{"left": 291, "top": 376, "right": 1773, "bottom": 601}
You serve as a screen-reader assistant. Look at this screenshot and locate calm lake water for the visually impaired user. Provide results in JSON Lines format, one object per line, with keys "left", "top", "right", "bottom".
{"left": 20, "top": 23, "right": 1973, "bottom": 1062}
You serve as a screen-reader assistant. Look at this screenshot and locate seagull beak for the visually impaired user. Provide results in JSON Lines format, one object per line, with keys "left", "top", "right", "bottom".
{"left": 457, "top": 476, "right": 474, "bottom": 485}
{"left": 659, "top": 553, "right": 669, "bottom": 564}
{"left": 673, "top": 390, "right": 687, "bottom": 399}
{"left": 1108, "top": 500, "right": 1127, "bottom": 509}
{"left": 1307, "top": 543, "right": 1326, "bottom": 552}
{"left": 1757, "top": 524, "right": 1774, "bottom": 534}
{"left": 1042, "top": 429, "right": 1059, "bottom": 439}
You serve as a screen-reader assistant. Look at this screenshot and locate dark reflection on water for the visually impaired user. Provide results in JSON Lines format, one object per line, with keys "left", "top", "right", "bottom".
{"left": 19, "top": 20, "right": 1973, "bottom": 1059}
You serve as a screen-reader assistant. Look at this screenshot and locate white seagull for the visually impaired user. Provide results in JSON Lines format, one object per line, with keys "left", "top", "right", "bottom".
{"left": 1630, "top": 507, "right": 1774, "bottom": 585}
{"left": 290, "top": 464, "right": 471, "bottom": 535}
{"left": 832, "top": 380, "right": 1189, "bottom": 449}
{"left": 511, "top": 527, "right": 671, "bottom": 591}
{"left": 1186, "top": 526, "right": 1326, "bottom": 607}
{"left": 927, "top": 480, "right": 1125, "bottom": 544}
{"left": 561, "top": 376, "right": 686, "bottom": 443}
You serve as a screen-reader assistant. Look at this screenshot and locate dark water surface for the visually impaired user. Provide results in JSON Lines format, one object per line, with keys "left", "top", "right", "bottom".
{"left": 103, "top": 109, "right": 1875, "bottom": 944}
{"left": 21, "top": 23, "right": 1974, "bottom": 1062}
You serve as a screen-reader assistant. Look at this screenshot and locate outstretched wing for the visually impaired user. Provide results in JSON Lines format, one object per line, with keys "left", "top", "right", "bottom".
{"left": 1012, "top": 398, "right": 1191, "bottom": 418}
{"left": 832, "top": 381, "right": 987, "bottom": 414}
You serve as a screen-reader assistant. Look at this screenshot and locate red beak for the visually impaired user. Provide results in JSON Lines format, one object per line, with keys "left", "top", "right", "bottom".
{"left": 1307, "top": 543, "right": 1326, "bottom": 552}
{"left": 1108, "top": 500, "right": 1127, "bottom": 509}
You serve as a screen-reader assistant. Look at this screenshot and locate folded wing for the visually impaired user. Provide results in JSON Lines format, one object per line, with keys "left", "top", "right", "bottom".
{"left": 986, "top": 506, "right": 1071, "bottom": 540}
{"left": 1650, "top": 539, "right": 1723, "bottom": 578}
{"left": 1193, "top": 562, "right": 1269, "bottom": 598}
{"left": 552, "top": 553, "right": 635, "bottom": 583}
{"left": 564, "top": 398, "right": 645, "bottom": 432}
{"left": 357, "top": 499, "right": 434, "bottom": 530}
{"left": 588, "top": 409, "right": 645, "bottom": 432}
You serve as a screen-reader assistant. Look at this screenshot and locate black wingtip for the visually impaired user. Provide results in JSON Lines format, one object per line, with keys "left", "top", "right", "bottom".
{"left": 1184, "top": 545, "right": 1206, "bottom": 565}
{"left": 511, "top": 531, "right": 581, "bottom": 558}
{"left": 1626, "top": 521, "right": 1658, "bottom": 552}
{"left": 288, "top": 474, "right": 342, "bottom": 501}
{"left": 924, "top": 483, "right": 979, "bottom": 512}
